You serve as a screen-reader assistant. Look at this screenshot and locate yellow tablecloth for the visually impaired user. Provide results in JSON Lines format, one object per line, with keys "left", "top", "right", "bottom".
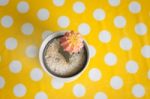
{"left": 0, "top": 0, "right": 150, "bottom": 99}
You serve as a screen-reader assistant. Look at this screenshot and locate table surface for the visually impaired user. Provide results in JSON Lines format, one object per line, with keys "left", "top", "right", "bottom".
{"left": 0, "top": 0, "right": 150, "bottom": 99}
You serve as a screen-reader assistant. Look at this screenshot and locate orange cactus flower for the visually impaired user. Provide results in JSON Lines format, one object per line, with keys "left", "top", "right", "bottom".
{"left": 60, "top": 31, "right": 84, "bottom": 54}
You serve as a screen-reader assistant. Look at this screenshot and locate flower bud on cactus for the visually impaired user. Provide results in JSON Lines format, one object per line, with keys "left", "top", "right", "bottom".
{"left": 59, "top": 31, "right": 84, "bottom": 62}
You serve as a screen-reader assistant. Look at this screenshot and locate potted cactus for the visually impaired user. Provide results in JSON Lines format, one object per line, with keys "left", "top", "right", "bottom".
{"left": 39, "top": 31, "right": 90, "bottom": 81}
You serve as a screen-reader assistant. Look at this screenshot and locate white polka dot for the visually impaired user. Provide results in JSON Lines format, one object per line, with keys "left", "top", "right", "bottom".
{"left": 104, "top": 52, "right": 117, "bottom": 66}
{"left": 5, "top": 37, "right": 18, "bottom": 50}
{"left": 17, "top": 1, "right": 29, "bottom": 13}
{"left": 51, "top": 79, "right": 64, "bottom": 89}
{"left": 21, "top": 23, "right": 34, "bottom": 35}
{"left": 120, "top": 37, "right": 132, "bottom": 51}
{"left": 114, "top": 16, "right": 126, "bottom": 28}
{"left": 78, "top": 23, "right": 90, "bottom": 35}
{"left": 99, "top": 30, "right": 111, "bottom": 43}
{"left": 108, "top": 0, "right": 120, "bottom": 7}
{"left": 0, "top": 76, "right": 5, "bottom": 89}
{"left": 141, "top": 45, "right": 150, "bottom": 58}
{"left": 73, "top": 2, "right": 85, "bottom": 14}
{"left": 9, "top": 60, "right": 22, "bottom": 73}
{"left": 126, "top": 60, "right": 138, "bottom": 74}
{"left": 147, "top": 70, "right": 150, "bottom": 80}
{"left": 129, "top": 1, "right": 141, "bottom": 14}
{"left": 37, "top": 8, "right": 50, "bottom": 21}
{"left": 25, "top": 45, "right": 38, "bottom": 58}
{"left": 52, "top": 0, "right": 65, "bottom": 7}
{"left": 35, "top": 91, "right": 48, "bottom": 99}
{"left": 94, "top": 92, "right": 108, "bottom": 99}
{"left": 13, "top": 83, "right": 26, "bottom": 97}
{"left": 57, "top": 16, "right": 70, "bottom": 28}
{"left": 88, "top": 68, "right": 101, "bottom": 82}
{"left": 110, "top": 76, "right": 123, "bottom": 90}
{"left": 0, "top": 0, "right": 9, "bottom": 6}
{"left": 132, "top": 84, "right": 145, "bottom": 98}
{"left": 135, "top": 23, "right": 147, "bottom": 35}
{"left": 1, "top": 15, "right": 13, "bottom": 28}
{"left": 88, "top": 45, "right": 96, "bottom": 58}
{"left": 30, "top": 68, "right": 43, "bottom": 81}
{"left": 93, "top": 8, "right": 105, "bottom": 21}
{"left": 73, "top": 84, "right": 85, "bottom": 97}
{"left": 42, "top": 30, "right": 53, "bottom": 40}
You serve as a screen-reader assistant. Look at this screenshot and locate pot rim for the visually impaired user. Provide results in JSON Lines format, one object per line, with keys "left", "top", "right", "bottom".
{"left": 39, "top": 31, "right": 90, "bottom": 80}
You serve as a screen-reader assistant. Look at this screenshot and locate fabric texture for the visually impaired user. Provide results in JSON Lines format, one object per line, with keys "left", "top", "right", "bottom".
{"left": 0, "top": 0, "right": 150, "bottom": 99}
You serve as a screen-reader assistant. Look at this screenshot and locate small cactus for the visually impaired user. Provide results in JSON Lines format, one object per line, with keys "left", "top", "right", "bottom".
{"left": 59, "top": 31, "right": 84, "bottom": 62}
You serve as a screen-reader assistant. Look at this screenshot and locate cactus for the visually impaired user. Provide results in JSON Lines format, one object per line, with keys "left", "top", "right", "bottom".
{"left": 59, "top": 31, "right": 84, "bottom": 62}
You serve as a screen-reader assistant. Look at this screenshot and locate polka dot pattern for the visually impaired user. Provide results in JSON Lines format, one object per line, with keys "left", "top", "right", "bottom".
{"left": 0, "top": 0, "right": 9, "bottom": 6}
{"left": 52, "top": 0, "right": 65, "bottom": 7}
{"left": 104, "top": 52, "right": 117, "bottom": 66}
{"left": 125, "top": 60, "right": 139, "bottom": 74}
{"left": 5, "top": 37, "right": 18, "bottom": 50}
{"left": 35, "top": 91, "right": 48, "bottom": 99}
{"left": 30, "top": 68, "right": 43, "bottom": 81}
{"left": 88, "top": 45, "right": 96, "bottom": 58}
{"left": 17, "top": 1, "right": 29, "bottom": 14}
{"left": 110, "top": 76, "right": 123, "bottom": 90}
{"left": 129, "top": 1, "right": 141, "bottom": 14}
{"left": 141, "top": 45, "right": 150, "bottom": 58}
{"left": 1, "top": 0, "right": 150, "bottom": 99}
{"left": 120, "top": 37, "right": 132, "bottom": 51}
{"left": 42, "top": 30, "right": 53, "bottom": 40}
{"left": 78, "top": 23, "right": 90, "bottom": 35}
{"left": 0, "top": 76, "right": 5, "bottom": 89}
{"left": 1, "top": 15, "right": 13, "bottom": 28}
{"left": 94, "top": 92, "right": 108, "bottom": 99}
{"left": 37, "top": 8, "right": 50, "bottom": 21}
{"left": 73, "top": 84, "right": 85, "bottom": 97}
{"left": 73, "top": 2, "right": 85, "bottom": 14}
{"left": 9, "top": 60, "right": 22, "bottom": 73}
{"left": 132, "top": 84, "right": 145, "bottom": 98}
{"left": 99, "top": 30, "right": 111, "bottom": 43}
{"left": 57, "top": 16, "right": 70, "bottom": 28}
{"left": 88, "top": 68, "right": 101, "bottom": 81}
{"left": 147, "top": 70, "right": 150, "bottom": 79}
{"left": 51, "top": 79, "right": 64, "bottom": 89}
{"left": 13, "top": 83, "right": 27, "bottom": 97}
{"left": 108, "top": 0, "right": 120, "bottom": 7}
{"left": 93, "top": 8, "right": 105, "bottom": 21}
{"left": 25, "top": 45, "right": 38, "bottom": 58}
{"left": 21, "top": 23, "right": 34, "bottom": 35}
{"left": 135, "top": 23, "right": 147, "bottom": 36}
{"left": 114, "top": 16, "right": 126, "bottom": 28}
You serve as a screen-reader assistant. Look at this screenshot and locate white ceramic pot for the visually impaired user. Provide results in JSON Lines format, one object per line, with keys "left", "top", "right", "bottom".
{"left": 39, "top": 31, "right": 90, "bottom": 82}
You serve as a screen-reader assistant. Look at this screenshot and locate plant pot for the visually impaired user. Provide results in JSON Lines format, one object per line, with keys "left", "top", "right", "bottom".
{"left": 39, "top": 31, "right": 90, "bottom": 82}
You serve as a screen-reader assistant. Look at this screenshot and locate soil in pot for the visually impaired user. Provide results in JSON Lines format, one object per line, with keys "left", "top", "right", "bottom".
{"left": 43, "top": 37, "right": 87, "bottom": 77}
